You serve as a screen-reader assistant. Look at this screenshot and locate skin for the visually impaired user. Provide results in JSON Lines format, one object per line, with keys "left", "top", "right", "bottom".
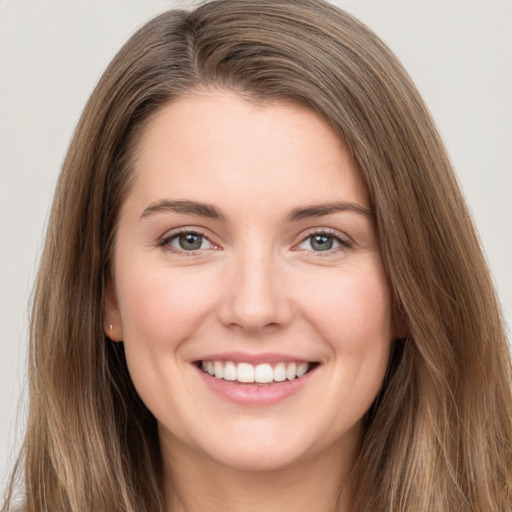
{"left": 106, "top": 90, "right": 395, "bottom": 512}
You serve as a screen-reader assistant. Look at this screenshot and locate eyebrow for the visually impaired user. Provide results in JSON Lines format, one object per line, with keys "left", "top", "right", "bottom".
{"left": 139, "top": 199, "right": 373, "bottom": 222}
{"left": 286, "top": 201, "right": 373, "bottom": 221}
{"left": 140, "top": 200, "right": 225, "bottom": 220}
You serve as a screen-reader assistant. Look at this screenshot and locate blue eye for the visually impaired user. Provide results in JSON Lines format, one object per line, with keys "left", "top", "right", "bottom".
{"left": 166, "top": 232, "right": 213, "bottom": 251}
{"left": 298, "top": 233, "right": 350, "bottom": 252}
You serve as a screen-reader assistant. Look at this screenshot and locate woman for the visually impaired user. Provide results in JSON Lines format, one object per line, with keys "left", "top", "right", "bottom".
{"left": 3, "top": 0, "right": 511, "bottom": 511}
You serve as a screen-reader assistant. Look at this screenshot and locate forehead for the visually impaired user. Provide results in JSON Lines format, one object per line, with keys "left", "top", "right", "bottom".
{"left": 127, "top": 90, "right": 369, "bottom": 216}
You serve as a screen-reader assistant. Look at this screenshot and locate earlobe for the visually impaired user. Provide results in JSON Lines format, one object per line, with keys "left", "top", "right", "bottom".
{"left": 104, "top": 276, "right": 123, "bottom": 342}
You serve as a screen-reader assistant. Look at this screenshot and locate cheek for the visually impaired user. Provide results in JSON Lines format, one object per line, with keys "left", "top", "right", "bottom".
{"left": 116, "top": 265, "right": 218, "bottom": 347}
{"left": 114, "top": 265, "right": 219, "bottom": 425}
{"left": 299, "top": 263, "right": 393, "bottom": 351}
{"left": 315, "top": 264, "right": 393, "bottom": 412}
{"left": 295, "top": 258, "right": 393, "bottom": 417}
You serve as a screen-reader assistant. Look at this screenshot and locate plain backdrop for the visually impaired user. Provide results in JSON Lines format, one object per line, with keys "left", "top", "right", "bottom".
{"left": 1, "top": 0, "right": 511, "bottom": 487}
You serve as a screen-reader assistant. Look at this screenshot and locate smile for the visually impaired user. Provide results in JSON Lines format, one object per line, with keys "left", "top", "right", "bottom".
{"left": 199, "top": 360, "right": 314, "bottom": 384}
{"left": 194, "top": 354, "right": 320, "bottom": 406}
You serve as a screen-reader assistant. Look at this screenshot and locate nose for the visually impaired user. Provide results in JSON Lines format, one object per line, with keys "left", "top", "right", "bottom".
{"left": 217, "top": 245, "right": 294, "bottom": 333}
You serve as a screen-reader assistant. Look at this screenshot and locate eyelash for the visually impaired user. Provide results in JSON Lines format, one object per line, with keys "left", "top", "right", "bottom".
{"left": 159, "top": 229, "right": 217, "bottom": 256}
{"left": 159, "top": 228, "right": 353, "bottom": 256}
{"left": 295, "top": 228, "right": 353, "bottom": 255}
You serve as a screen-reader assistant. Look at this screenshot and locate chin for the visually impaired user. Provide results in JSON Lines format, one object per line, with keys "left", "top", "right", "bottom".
{"left": 202, "top": 440, "right": 309, "bottom": 473}
{"left": 185, "top": 417, "right": 350, "bottom": 474}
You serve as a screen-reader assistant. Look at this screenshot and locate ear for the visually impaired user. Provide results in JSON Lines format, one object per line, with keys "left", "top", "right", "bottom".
{"left": 104, "top": 276, "right": 124, "bottom": 342}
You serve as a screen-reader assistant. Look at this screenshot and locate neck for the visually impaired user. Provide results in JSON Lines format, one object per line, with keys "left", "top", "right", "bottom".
{"left": 161, "top": 431, "right": 359, "bottom": 512}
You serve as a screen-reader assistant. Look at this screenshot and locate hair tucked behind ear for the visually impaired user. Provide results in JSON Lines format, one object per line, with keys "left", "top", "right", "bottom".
{"left": 3, "top": 1, "right": 511, "bottom": 511}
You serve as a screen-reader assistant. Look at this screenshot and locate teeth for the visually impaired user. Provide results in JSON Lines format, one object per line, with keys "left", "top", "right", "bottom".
{"left": 254, "top": 363, "right": 273, "bottom": 383}
{"left": 200, "top": 360, "right": 313, "bottom": 383}
{"left": 273, "top": 362, "right": 287, "bottom": 382}
{"left": 214, "top": 361, "right": 224, "bottom": 379}
{"left": 286, "top": 362, "right": 297, "bottom": 380}
{"left": 237, "top": 362, "right": 255, "bottom": 383}
{"left": 296, "top": 363, "right": 308, "bottom": 378}
{"left": 223, "top": 361, "right": 237, "bottom": 381}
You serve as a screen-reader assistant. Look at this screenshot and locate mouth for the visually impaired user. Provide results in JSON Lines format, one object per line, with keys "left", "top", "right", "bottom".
{"left": 196, "top": 360, "right": 320, "bottom": 385}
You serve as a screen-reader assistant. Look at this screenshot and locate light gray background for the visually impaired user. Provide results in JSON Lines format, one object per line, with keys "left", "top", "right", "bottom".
{"left": 1, "top": 0, "right": 511, "bottom": 486}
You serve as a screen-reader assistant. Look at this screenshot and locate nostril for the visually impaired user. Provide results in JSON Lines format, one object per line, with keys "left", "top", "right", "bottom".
{"left": 216, "top": 266, "right": 294, "bottom": 331}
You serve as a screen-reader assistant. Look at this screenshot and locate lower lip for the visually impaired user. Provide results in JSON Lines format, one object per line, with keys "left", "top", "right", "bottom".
{"left": 195, "top": 365, "right": 318, "bottom": 406}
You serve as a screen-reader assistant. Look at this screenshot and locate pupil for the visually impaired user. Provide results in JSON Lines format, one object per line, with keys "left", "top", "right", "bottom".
{"left": 312, "top": 235, "right": 333, "bottom": 251}
{"left": 179, "top": 233, "right": 202, "bottom": 250}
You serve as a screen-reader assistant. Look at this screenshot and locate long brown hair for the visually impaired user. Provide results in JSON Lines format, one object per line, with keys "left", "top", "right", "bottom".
{"left": 4, "top": 1, "right": 511, "bottom": 511}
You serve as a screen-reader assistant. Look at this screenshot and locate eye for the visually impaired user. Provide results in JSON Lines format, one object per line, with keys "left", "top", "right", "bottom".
{"left": 297, "top": 232, "right": 351, "bottom": 252}
{"left": 164, "top": 231, "right": 215, "bottom": 252}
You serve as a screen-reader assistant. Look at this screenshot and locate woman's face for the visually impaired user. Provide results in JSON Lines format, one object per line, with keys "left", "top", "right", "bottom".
{"left": 107, "top": 91, "right": 395, "bottom": 472}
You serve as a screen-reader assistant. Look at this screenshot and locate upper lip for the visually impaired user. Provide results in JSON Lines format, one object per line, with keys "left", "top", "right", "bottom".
{"left": 195, "top": 351, "right": 315, "bottom": 365}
